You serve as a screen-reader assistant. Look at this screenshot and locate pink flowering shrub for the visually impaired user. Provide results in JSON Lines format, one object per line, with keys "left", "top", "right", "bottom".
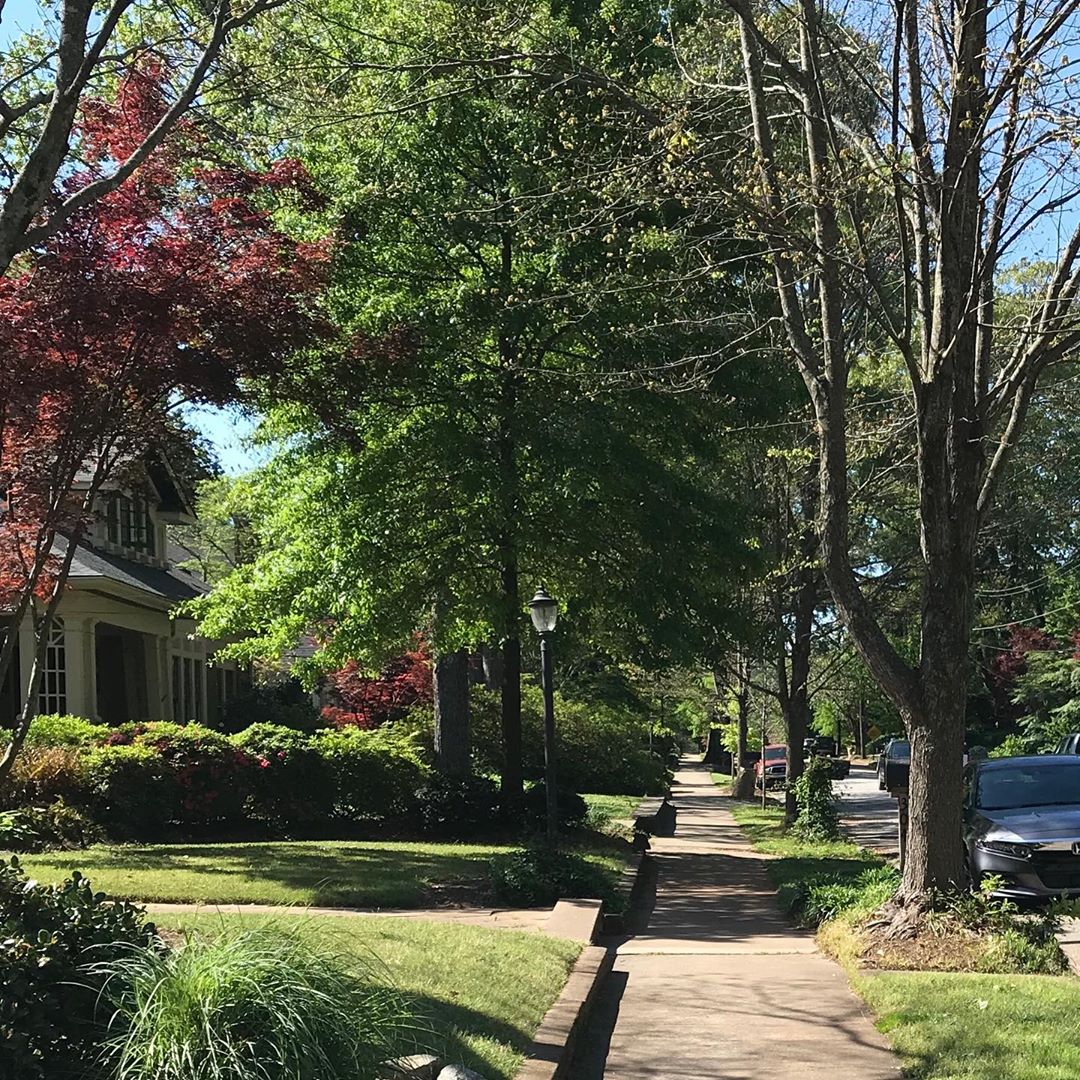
{"left": 230, "top": 724, "right": 333, "bottom": 824}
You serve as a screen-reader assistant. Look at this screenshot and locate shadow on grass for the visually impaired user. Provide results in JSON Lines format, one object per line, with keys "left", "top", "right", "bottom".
{"left": 405, "top": 991, "right": 540, "bottom": 1076}
{"left": 23, "top": 834, "right": 633, "bottom": 909}
{"left": 24, "top": 843, "right": 504, "bottom": 907}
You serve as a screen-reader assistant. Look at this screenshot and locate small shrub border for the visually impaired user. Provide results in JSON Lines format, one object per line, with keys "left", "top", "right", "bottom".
{"left": 0, "top": 856, "right": 158, "bottom": 1080}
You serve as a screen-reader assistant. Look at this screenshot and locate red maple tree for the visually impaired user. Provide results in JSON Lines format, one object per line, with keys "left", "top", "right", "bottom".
{"left": 0, "top": 66, "right": 328, "bottom": 776}
{"left": 323, "top": 643, "right": 433, "bottom": 729}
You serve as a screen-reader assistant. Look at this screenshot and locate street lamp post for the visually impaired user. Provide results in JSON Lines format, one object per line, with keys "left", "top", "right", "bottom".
{"left": 529, "top": 587, "right": 559, "bottom": 843}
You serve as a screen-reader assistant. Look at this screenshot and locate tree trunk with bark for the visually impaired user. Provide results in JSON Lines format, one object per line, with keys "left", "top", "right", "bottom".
{"left": 433, "top": 648, "right": 470, "bottom": 776}
{"left": 496, "top": 237, "right": 524, "bottom": 815}
{"left": 778, "top": 466, "right": 818, "bottom": 824}
{"left": 729, "top": 0, "right": 1046, "bottom": 904}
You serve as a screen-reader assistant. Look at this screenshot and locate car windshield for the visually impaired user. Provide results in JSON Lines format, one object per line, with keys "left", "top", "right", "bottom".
{"left": 976, "top": 762, "right": 1080, "bottom": 810}
{"left": 887, "top": 741, "right": 910, "bottom": 761}
{"left": 763, "top": 747, "right": 786, "bottom": 761}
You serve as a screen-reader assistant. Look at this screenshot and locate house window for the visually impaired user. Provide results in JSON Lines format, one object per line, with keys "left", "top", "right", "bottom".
{"left": 38, "top": 619, "right": 66, "bottom": 715}
{"left": 106, "top": 495, "right": 155, "bottom": 555}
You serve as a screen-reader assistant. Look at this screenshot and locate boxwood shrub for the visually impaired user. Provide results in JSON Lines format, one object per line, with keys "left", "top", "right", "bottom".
{"left": 0, "top": 857, "right": 156, "bottom": 1080}
{"left": 314, "top": 726, "right": 428, "bottom": 821}
{"left": 230, "top": 723, "right": 334, "bottom": 824}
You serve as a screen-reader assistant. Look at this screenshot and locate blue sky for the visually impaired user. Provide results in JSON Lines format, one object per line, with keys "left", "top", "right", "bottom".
{"left": 184, "top": 405, "right": 266, "bottom": 476}
{"left": 1, "top": 0, "right": 43, "bottom": 44}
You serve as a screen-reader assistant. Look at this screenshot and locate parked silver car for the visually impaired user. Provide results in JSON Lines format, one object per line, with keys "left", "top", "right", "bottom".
{"left": 963, "top": 756, "right": 1080, "bottom": 900}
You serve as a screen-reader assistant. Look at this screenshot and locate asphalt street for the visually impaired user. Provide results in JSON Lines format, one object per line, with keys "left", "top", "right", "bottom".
{"left": 834, "top": 764, "right": 901, "bottom": 858}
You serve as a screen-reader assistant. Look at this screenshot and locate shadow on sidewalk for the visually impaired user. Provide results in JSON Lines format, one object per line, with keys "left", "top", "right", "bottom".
{"left": 571, "top": 967, "right": 629, "bottom": 1080}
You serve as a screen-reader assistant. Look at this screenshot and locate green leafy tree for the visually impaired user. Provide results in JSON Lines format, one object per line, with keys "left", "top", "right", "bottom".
{"left": 193, "top": 0, "right": 779, "bottom": 806}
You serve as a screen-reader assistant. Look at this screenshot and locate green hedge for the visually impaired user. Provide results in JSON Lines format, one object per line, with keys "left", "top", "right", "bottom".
{"left": 470, "top": 686, "right": 670, "bottom": 795}
{"left": 314, "top": 726, "right": 429, "bottom": 821}
{"left": 3, "top": 707, "right": 634, "bottom": 842}
{"left": 1, "top": 719, "right": 436, "bottom": 842}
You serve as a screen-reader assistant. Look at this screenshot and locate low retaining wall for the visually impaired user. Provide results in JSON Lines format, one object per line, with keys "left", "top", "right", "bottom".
{"left": 515, "top": 945, "right": 614, "bottom": 1080}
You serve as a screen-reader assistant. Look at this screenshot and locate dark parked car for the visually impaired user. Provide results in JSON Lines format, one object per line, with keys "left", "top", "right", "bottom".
{"left": 878, "top": 739, "right": 910, "bottom": 791}
{"left": 829, "top": 756, "right": 851, "bottom": 780}
{"left": 1055, "top": 734, "right": 1080, "bottom": 755}
{"left": 964, "top": 755, "right": 1080, "bottom": 900}
{"left": 803, "top": 735, "right": 850, "bottom": 778}
{"left": 755, "top": 744, "right": 788, "bottom": 789}
{"left": 805, "top": 736, "right": 837, "bottom": 758}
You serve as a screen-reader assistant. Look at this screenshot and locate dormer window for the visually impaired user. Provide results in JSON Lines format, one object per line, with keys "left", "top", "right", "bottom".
{"left": 106, "top": 494, "right": 156, "bottom": 555}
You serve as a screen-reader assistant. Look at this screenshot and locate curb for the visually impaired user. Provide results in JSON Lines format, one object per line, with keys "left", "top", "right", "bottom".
{"left": 515, "top": 944, "right": 614, "bottom": 1080}
{"left": 600, "top": 850, "right": 650, "bottom": 935}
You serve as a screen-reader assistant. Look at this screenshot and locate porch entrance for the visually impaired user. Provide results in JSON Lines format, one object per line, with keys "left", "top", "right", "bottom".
{"left": 95, "top": 623, "right": 150, "bottom": 725}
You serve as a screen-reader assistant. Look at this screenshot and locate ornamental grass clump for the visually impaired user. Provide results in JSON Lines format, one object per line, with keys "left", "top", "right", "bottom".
{"left": 95, "top": 925, "right": 415, "bottom": 1080}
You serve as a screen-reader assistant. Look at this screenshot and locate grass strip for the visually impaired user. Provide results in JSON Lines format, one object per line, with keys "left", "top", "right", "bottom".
{"left": 729, "top": 804, "right": 883, "bottom": 916}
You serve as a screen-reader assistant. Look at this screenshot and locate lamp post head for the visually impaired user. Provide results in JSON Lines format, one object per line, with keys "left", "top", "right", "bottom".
{"left": 528, "top": 587, "right": 559, "bottom": 634}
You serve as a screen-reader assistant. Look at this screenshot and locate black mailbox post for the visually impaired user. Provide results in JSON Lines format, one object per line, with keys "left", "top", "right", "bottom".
{"left": 883, "top": 740, "right": 911, "bottom": 870}
{"left": 883, "top": 742, "right": 910, "bottom": 795}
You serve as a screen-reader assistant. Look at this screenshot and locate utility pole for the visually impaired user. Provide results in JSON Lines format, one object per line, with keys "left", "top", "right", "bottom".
{"left": 760, "top": 700, "right": 767, "bottom": 810}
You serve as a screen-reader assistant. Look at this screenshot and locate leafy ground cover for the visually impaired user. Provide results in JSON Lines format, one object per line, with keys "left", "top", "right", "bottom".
{"left": 582, "top": 794, "right": 641, "bottom": 832}
{"left": 17, "top": 839, "right": 629, "bottom": 908}
{"left": 156, "top": 911, "right": 581, "bottom": 1080}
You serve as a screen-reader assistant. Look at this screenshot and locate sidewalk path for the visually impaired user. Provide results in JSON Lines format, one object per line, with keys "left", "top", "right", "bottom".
{"left": 576, "top": 759, "right": 900, "bottom": 1079}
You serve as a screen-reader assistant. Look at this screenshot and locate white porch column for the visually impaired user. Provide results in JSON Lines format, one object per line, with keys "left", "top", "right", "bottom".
{"left": 151, "top": 636, "right": 170, "bottom": 720}
{"left": 17, "top": 615, "right": 35, "bottom": 709}
{"left": 64, "top": 617, "right": 97, "bottom": 720}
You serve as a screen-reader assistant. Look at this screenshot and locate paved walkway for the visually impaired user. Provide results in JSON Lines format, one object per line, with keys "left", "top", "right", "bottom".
{"left": 576, "top": 759, "right": 900, "bottom": 1079}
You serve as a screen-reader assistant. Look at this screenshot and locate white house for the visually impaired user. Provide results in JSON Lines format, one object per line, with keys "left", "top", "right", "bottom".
{"left": 1, "top": 458, "right": 241, "bottom": 727}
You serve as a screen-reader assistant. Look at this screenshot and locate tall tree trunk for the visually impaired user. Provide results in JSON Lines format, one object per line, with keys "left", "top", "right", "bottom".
{"left": 0, "top": 524, "right": 82, "bottom": 781}
{"left": 500, "top": 628, "right": 523, "bottom": 811}
{"left": 433, "top": 648, "right": 470, "bottom": 777}
{"left": 735, "top": 659, "right": 749, "bottom": 769}
{"left": 782, "top": 467, "right": 818, "bottom": 824}
{"left": 496, "top": 235, "right": 523, "bottom": 814}
{"left": 782, "top": 580, "right": 814, "bottom": 825}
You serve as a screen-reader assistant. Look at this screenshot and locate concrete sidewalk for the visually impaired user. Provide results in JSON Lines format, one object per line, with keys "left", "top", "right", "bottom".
{"left": 576, "top": 759, "right": 900, "bottom": 1079}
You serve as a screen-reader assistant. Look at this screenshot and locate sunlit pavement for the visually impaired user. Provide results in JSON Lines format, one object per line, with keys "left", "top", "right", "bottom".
{"left": 573, "top": 759, "right": 901, "bottom": 1079}
{"left": 834, "top": 766, "right": 900, "bottom": 859}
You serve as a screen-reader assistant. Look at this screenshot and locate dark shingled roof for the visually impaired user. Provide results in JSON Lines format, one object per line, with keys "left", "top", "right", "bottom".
{"left": 55, "top": 536, "right": 209, "bottom": 603}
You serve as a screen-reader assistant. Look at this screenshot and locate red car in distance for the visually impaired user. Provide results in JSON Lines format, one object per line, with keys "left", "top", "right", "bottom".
{"left": 755, "top": 744, "right": 788, "bottom": 790}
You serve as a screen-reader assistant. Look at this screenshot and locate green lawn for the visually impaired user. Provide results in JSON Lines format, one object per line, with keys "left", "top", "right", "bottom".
{"left": 710, "top": 771, "right": 731, "bottom": 793}
{"left": 17, "top": 839, "right": 627, "bottom": 908}
{"left": 156, "top": 911, "right": 581, "bottom": 1080}
{"left": 583, "top": 793, "right": 641, "bottom": 822}
{"left": 856, "top": 972, "right": 1080, "bottom": 1080}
